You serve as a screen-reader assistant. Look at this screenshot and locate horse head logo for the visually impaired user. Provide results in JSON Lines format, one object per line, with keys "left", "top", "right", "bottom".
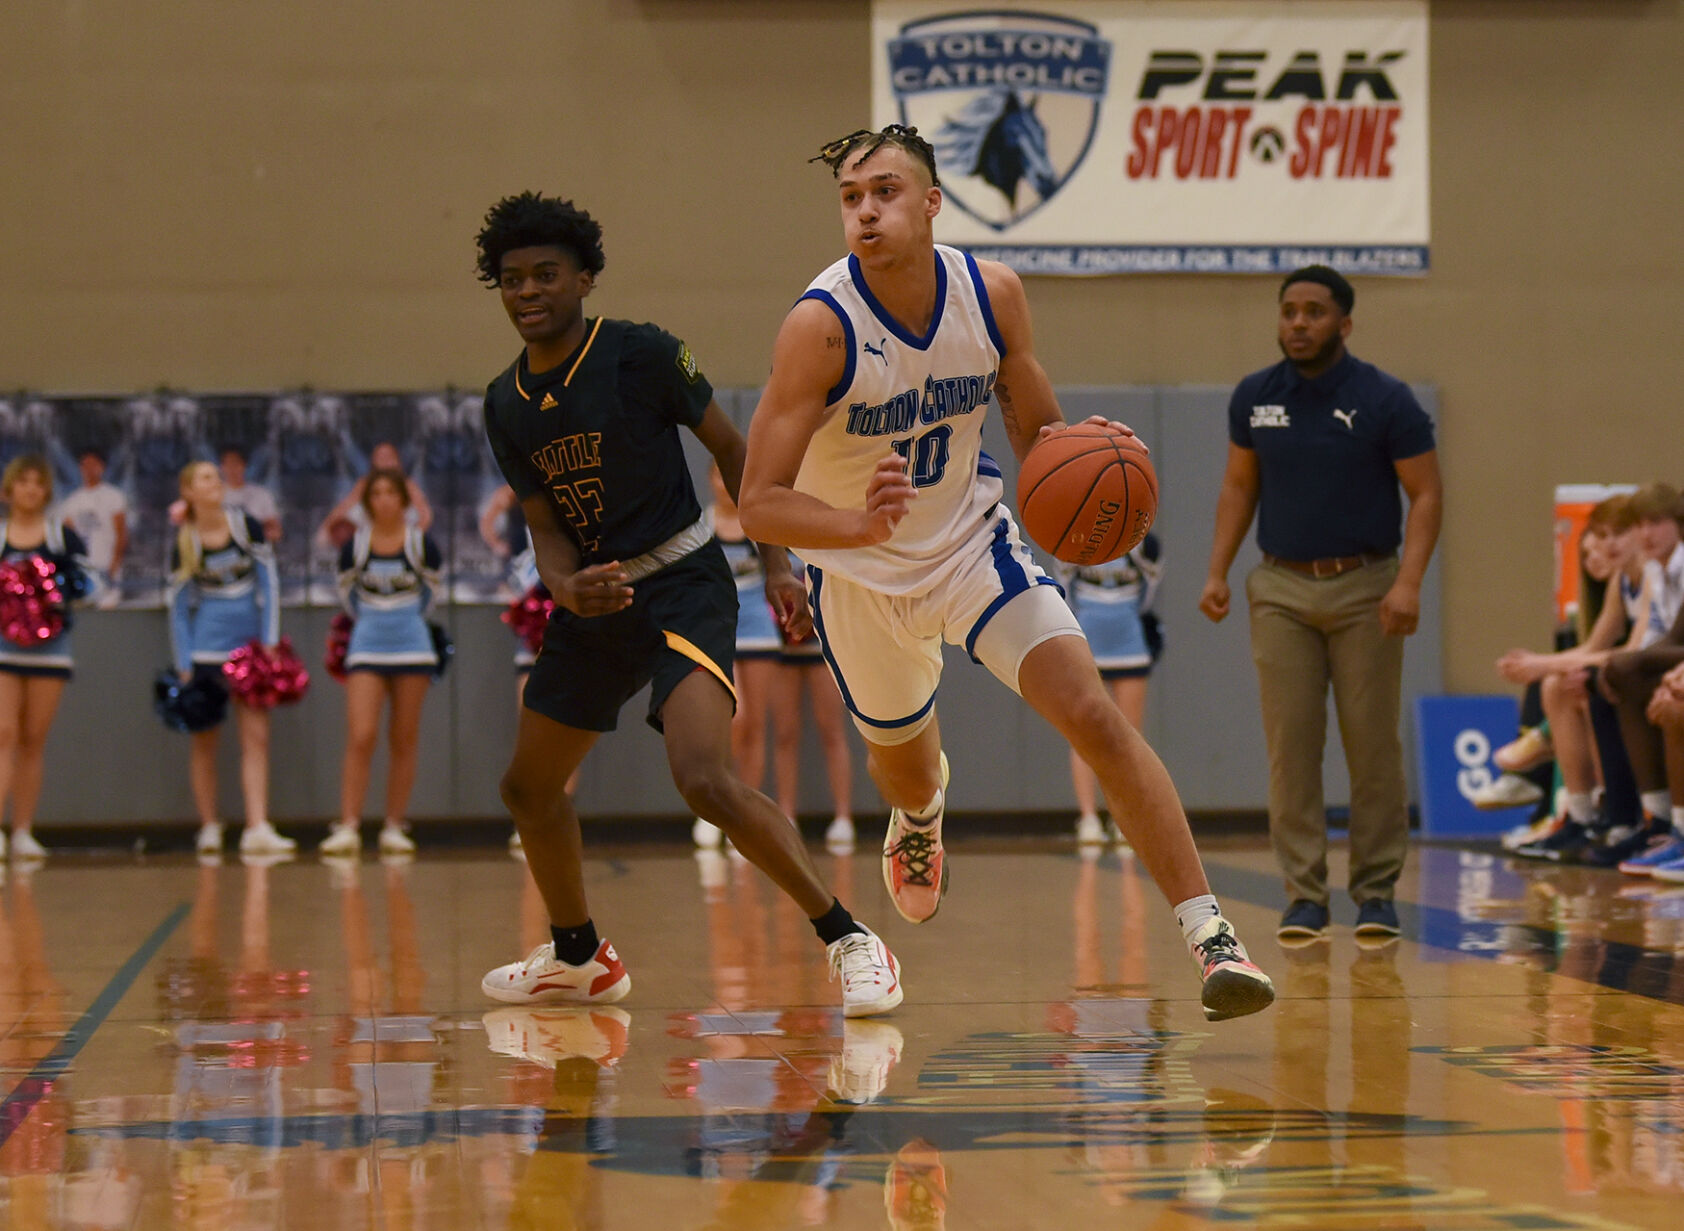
{"left": 936, "top": 91, "right": 1058, "bottom": 218}
{"left": 888, "top": 12, "right": 1110, "bottom": 233}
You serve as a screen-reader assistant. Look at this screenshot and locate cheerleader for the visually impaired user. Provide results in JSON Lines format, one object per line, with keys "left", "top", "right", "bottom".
{"left": 692, "top": 466, "right": 795, "bottom": 850}
{"left": 0, "top": 455, "right": 92, "bottom": 862}
{"left": 168, "top": 461, "right": 293, "bottom": 858}
{"left": 1057, "top": 534, "right": 1164, "bottom": 846}
{"left": 319, "top": 469, "right": 443, "bottom": 857}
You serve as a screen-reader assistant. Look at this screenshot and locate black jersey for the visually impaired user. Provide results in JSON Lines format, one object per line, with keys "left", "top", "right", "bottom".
{"left": 484, "top": 318, "right": 713, "bottom": 566}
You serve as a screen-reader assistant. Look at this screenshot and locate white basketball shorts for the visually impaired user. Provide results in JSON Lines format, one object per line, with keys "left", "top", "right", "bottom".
{"left": 805, "top": 508, "right": 1083, "bottom": 745}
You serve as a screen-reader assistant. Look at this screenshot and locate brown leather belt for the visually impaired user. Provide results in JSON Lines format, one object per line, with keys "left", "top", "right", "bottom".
{"left": 1263, "top": 551, "right": 1391, "bottom": 579}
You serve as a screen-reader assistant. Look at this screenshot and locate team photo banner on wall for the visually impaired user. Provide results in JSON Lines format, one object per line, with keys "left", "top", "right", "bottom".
{"left": 871, "top": 0, "right": 1430, "bottom": 276}
{"left": 0, "top": 390, "right": 518, "bottom": 609}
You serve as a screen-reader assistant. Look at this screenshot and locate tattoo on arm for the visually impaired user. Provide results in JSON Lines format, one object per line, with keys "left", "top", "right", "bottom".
{"left": 996, "top": 377, "right": 1021, "bottom": 438}
{"left": 825, "top": 334, "right": 844, "bottom": 349}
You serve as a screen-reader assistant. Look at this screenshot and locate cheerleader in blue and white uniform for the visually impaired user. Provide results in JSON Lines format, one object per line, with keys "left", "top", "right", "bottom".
{"left": 692, "top": 466, "right": 795, "bottom": 850}
{"left": 169, "top": 460, "right": 292, "bottom": 858}
{"left": 320, "top": 468, "right": 443, "bottom": 858}
{"left": 1056, "top": 534, "right": 1165, "bottom": 846}
{"left": 0, "top": 455, "right": 94, "bottom": 862}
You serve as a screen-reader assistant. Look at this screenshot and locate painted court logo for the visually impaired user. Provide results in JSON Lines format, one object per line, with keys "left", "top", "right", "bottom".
{"left": 887, "top": 11, "right": 1110, "bottom": 232}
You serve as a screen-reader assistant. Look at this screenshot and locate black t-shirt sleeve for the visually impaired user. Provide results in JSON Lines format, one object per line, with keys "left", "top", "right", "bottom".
{"left": 484, "top": 382, "right": 545, "bottom": 501}
{"left": 622, "top": 323, "right": 714, "bottom": 429}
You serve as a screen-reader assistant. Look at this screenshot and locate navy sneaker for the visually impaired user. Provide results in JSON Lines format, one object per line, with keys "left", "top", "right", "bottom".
{"left": 1354, "top": 899, "right": 1402, "bottom": 942}
{"left": 1276, "top": 899, "right": 1330, "bottom": 943}
{"left": 1586, "top": 818, "right": 1667, "bottom": 868}
{"left": 1515, "top": 820, "right": 1593, "bottom": 862}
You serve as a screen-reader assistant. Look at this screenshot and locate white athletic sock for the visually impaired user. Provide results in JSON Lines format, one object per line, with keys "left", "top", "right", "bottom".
{"left": 1565, "top": 791, "right": 1597, "bottom": 824}
{"left": 906, "top": 787, "right": 944, "bottom": 825}
{"left": 1641, "top": 790, "right": 1671, "bottom": 820}
{"left": 1173, "top": 894, "right": 1222, "bottom": 943}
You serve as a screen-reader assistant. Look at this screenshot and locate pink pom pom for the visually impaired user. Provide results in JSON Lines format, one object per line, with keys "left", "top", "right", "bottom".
{"left": 222, "top": 638, "right": 311, "bottom": 709}
{"left": 0, "top": 557, "right": 66, "bottom": 648}
{"left": 501, "top": 586, "right": 554, "bottom": 655}
{"left": 325, "top": 613, "right": 353, "bottom": 682}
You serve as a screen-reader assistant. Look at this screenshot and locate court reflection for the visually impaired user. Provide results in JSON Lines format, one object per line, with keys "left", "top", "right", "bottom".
{"left": 0, "top": 864, "right": 89, "bottom": 1230}
{"left": 658, "top": 847, "right": 907, "bottom": 1228}
{"left": 156, "top": 856, "right": 306, "bottom": 1227}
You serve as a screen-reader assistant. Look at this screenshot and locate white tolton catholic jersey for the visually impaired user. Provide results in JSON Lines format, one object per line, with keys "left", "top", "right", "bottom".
{"left": 793, "top": 244, "right": 1005, "bottom": 596}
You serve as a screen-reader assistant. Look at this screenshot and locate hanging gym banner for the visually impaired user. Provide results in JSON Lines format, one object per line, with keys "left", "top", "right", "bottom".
{"left": 871, "top": 0, "right": 1430, "bottom": 276}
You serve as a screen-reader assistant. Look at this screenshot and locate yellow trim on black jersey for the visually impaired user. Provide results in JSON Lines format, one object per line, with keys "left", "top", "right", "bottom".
{"left": 514, "top": 364, "right": 530, "bottom": 402}
{"left": 563, "top": 317, "right": 604, "bottom": 388}
{"left": 663, "top": 630, "right": 736, "bottom": 702}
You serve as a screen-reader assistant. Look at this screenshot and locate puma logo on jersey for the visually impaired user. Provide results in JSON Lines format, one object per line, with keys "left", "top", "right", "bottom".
{"left": 539, "top": 393, "right": 558, "bottom": 410}
{"left": 863, "top": 338, "right": 887, "bottom": 363}
{"left": 1333, "top": 408, "right": 1358, "bottom": 430}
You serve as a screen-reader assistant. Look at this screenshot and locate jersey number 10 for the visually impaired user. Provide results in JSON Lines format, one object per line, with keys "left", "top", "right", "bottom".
{"left": 891, "top": 425, "right": 952, "bottom": 489}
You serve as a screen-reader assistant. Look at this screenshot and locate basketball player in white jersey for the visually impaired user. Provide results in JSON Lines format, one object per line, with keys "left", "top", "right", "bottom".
{"left": 739, "top": 126, "right": 1274, "bottom": 1021}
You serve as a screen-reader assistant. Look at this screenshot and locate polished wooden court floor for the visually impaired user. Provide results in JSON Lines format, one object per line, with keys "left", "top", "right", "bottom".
{"left": 2, "top": 830, "right": 1680, "bottom": 1229}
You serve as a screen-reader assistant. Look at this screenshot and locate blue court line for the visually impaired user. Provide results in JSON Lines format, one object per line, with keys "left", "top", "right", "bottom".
{"left": 0, "top": 900, "right": 189, "bottom": 1150}
{"left": 1201, "top": 857, "right": 1684, "bottom": 1007}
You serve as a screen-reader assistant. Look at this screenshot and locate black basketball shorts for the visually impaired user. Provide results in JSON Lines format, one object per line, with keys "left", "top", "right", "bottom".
{"left": 522, "top": 542, "right": 738, "bottom": 733}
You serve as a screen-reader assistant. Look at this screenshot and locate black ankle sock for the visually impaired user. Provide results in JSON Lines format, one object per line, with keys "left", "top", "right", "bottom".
{"left": 810, "top": 899, "right": 866, "bottom": 946}
{"left": 551, "top": 920, "right": 601, "bottom": 966}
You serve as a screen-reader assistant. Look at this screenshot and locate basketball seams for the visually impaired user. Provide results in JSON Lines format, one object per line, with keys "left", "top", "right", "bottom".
{"left": 1016, "top": 423, "right": 1158, "bottom": 564}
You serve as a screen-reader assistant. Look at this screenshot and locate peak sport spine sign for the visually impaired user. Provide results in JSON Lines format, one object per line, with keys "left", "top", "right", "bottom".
{"left": 873, "top": 1, "right": 1429, "bottom": 276}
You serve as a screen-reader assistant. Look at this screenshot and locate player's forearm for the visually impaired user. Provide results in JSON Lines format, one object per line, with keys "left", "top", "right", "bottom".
{"left": 740, "top": 484, "right": 875, "bottom": 551}
{"left": 530, "top": 525, "right": 583, "bottom": 595}
{"left": 994, "top": 366, "right": 1063, "bottom": 463}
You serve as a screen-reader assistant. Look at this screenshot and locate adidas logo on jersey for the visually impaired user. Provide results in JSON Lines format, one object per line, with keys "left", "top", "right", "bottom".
{"left": 540, "top": 393, "right": 558, "bottom": 410}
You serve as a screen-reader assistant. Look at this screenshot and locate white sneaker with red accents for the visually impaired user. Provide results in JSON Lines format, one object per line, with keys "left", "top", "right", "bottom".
{"left": 882, "top": 752, "right": 950, "bottom": 924}
{"left": 481, "top": 939, "right": 631, "bottom": 1005}
{"left": 1188, "top": 917, "right": 1275, "bottom": 1022}
{"left": 827, "top": 926, "right": 903, "bottom": 1018}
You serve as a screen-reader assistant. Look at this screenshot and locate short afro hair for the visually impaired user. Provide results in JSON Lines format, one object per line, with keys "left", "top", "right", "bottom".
{"left": 1279, "top": 264, "right": 1355, "bottom": 315}
{"left": 475, "top": 192, "right": 606, "bottom": 286}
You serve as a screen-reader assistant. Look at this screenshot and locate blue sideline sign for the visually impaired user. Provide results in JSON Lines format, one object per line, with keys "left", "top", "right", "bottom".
{"left": 1414, "top": 695, "right": 1535, "bottom": 838}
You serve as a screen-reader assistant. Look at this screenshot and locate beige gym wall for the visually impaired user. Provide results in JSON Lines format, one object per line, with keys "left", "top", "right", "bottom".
{"left": 4, "top": 0, "right": 1681, "bottom": 692}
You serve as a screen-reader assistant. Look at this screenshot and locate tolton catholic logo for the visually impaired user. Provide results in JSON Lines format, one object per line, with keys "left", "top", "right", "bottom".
{"left": 887, "top": 11, "right": 1110, "bottom": 232}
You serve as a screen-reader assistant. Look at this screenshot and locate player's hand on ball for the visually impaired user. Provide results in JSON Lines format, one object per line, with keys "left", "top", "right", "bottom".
{"left": 1034, "top": 416, "right": 1140, "bottom": 448}
{"left": 858, "top": 453, "right": 915, "bottom": 545}
{"left": 558, "top": 562, "right": 634, "bottom": 617}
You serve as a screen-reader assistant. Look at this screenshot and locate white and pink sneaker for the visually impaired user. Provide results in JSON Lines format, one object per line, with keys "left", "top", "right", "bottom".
{"left": 481, "top": 938, "right": 631, "bottom": 1005}
{"left": 827, "top": 926, "right": 903, "bottom": 1018}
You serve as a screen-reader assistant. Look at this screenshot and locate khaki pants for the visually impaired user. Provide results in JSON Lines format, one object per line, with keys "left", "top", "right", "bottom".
{"left": 1246, "top": 557, "right": 1408, "bottom": 906}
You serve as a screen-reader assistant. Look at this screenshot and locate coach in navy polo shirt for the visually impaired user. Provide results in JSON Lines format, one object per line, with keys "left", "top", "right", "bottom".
{"left": 1198, "top": 265, "right": 1442, "bottom": 946}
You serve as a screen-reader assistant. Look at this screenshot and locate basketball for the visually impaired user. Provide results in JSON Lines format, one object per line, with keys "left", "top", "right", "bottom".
{"left": 1016, "top": 423, "right": 1158, "bottom": 566}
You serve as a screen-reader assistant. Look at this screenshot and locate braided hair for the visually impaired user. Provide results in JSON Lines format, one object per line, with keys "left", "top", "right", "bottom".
{"left": 811, "top": 125, "right": 940, "bottom": 186}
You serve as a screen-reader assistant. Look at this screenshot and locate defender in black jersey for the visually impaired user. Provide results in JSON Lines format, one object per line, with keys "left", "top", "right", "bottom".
{"left": 473, "top": 192, "right": 902, "bottom": 1020}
